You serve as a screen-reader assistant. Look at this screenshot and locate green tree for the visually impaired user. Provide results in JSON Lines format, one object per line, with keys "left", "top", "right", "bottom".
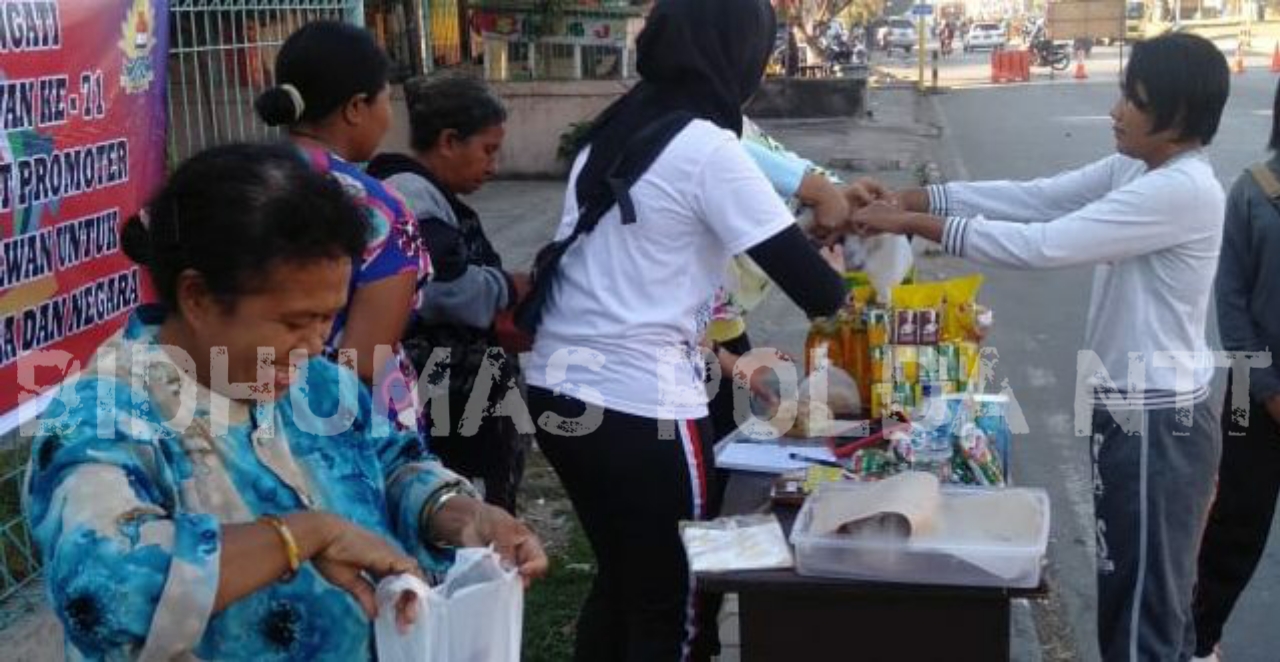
{"left": 781, "top": 0, "right": 887, "bottom": 53}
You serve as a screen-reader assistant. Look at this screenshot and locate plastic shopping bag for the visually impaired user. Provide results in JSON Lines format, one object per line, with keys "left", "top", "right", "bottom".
{"left": 859, "top": 234, "right": 913, "bottom": 299}
{"left": 374, "top": 548, "right": 523, "bottom": 662}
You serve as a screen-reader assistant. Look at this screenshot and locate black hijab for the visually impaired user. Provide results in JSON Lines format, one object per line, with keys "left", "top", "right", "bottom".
{"left": 516, "top": 0, "right": 777, "bottom": 335}
{"left": 573, "top": 0, "right": 777, "bottom": 219}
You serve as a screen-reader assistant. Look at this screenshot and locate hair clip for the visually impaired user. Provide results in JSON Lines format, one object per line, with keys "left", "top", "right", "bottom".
{"left": 280, "top": 83, "right": 306, "bottom": 122}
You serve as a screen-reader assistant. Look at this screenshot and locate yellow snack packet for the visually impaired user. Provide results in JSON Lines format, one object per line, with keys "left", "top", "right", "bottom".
{"left": 889, "top": 281, "right": 945, "bottom": 310}
{"left": 940, "top": 274, "right": 985, "bottom": 342}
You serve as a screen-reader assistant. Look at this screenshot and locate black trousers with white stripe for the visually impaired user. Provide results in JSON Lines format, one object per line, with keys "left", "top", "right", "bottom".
{"left": 1091, "top": 398, "right": 1221, "bottom": 662}
{"left": 529, "top": 387, "right": 717, "bottom": 662}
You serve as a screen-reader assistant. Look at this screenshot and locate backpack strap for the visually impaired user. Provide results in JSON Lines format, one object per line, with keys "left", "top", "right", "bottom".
{"left": 514, "top": 111, "right": 696, "bottom": 335}
{"left": 1248, "top": 162, "right": 1280, "bottom": 202}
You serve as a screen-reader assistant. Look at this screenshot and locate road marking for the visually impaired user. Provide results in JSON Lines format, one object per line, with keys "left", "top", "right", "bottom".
{"left": 1053, "top": 115, "right": 1112, "bottom": 123}
{"left": 927, "top": 93, "right": 971, "bottom": 181}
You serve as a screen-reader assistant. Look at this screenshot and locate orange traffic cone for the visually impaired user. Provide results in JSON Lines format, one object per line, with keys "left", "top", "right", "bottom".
{"left": 1270, "top": 42, "right": 1280, "bottom": 73}
{"left": 1234, "top": 45, "right": 1246, "bottom": 74}
{"left": 1073, "top": 52, "right": 1088, "bottom": 80}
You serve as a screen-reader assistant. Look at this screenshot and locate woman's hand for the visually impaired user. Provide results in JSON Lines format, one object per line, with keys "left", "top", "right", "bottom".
{"left": 310, "top": 514, "right": 424, "bottom": 623}
{"left": 809, "top": 184, "right": 852, "bottom": 239}
{"left": 508, "top": 271, "right": 532, "bottom": 303}
{"left": 718, "top": 347, "right": 790, "bottom": 408}
{"left": 819, "top": 244, "right": 846, "bottom": 274}
{"left": 430, "top": 496, "right": 550, "bottom": 587}
{"left": 478, "top": 506, "right": 549, "bottom": 587}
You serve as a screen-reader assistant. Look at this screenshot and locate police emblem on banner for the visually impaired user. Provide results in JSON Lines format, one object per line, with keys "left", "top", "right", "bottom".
{"left": 118, "top": 0, "right": 156, "bottom": 94}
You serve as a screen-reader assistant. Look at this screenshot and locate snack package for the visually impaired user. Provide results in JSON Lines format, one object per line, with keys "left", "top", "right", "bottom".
{"left": 940, "top": 274, "right": 985, "bottom": 343}
{"left": 889, "top": 281, "right": 946, "bottom": 311}
{"left": 680, "top": 515, "right": 794, "bottom": 573}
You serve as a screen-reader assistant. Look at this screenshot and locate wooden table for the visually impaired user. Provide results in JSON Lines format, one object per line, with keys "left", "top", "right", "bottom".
{"left": 698, "top": 471, "right": 1045, "bottom": 662}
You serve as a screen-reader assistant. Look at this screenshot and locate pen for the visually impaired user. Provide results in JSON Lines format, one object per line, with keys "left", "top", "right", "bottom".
{"left": 788, "top": 453, "right": 844, "bottom": 469}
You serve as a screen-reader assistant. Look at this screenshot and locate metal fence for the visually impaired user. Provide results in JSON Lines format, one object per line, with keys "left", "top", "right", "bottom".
{"left": 0, "top": 436, "right": 36, "bottom": 602}
{"left": 168, "top": 0, "right": 364, "bottom": 162}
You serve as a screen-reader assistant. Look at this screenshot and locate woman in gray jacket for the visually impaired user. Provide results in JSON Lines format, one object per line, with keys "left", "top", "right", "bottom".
{"left": 368, "top": 75, "right": 528, "bottom": 514}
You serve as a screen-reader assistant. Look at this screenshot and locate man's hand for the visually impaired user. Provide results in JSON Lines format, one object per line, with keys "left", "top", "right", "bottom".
{"left": 844, "top": 178, "right": 893, "bottom": 209}
{"left": 851, "top": 201, "right": 913, "bottom": 236}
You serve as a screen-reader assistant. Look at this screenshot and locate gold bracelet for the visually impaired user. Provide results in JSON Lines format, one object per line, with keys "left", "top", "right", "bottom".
{"left": 421, "top": 485, "right": 474, "bottom": 550}
{"left": 260, "top": 514, "right": 300, "bottom": 582}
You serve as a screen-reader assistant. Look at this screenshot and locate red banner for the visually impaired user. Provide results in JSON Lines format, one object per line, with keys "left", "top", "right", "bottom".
{"left": 0, "top": 0, "right": 168, "bottom": 431}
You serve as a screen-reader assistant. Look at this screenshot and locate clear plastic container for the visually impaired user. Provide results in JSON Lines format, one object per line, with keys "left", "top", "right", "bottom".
{"left": 790, "top": 482, "right": 1049, "bottom": 588}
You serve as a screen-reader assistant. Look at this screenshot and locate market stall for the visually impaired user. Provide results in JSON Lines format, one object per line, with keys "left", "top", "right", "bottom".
{"left": 468, "top": 1, "right": 644, "bottom": 81}
{"left": 687, "top": 272, "right": 1052, "bottom": 661}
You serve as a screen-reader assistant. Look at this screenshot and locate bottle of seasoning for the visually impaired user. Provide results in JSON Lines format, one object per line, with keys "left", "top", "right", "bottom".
{"left": 805, "top": 317, "right": 844, "bottom": 376}
{"left": 838, "top": 309, "right": 870, "bottom": 407}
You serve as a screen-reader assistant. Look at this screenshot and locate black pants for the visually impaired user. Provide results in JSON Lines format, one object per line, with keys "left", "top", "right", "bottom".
{"left": 429, "top": 412, "right": 528, "bottom": 514}
{"left": 1193, "top": 379, "right": 1280, "bottom": 656}
{"left": 427, "top": 374, "right": 530, "bottom": 514}
{"left": 529, "top": 387, "right": 717, "bottom": 662}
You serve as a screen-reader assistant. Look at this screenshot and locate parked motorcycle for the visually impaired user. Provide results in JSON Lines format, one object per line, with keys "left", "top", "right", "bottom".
{"left": 823, "top": 32, "right": 855, "bottom": 65}
{"left": 1029, "top": 36, "right": 1070, "bottom": 70}
{"left": 1024, "top": 25, "right": 1075, "bottom": 71}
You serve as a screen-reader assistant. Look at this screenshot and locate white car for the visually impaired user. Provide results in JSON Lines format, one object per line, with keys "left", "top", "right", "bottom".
{"left": 963, "top": 22, "right": 1007, "bottom": 52}
{"left": 883, "top": 18, "right": 918, "bottom": 53}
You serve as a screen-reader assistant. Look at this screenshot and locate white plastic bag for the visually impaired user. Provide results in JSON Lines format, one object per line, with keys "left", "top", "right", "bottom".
{"left": 374, "top": 548, "right": 523, "bottom": 662}
{"left": 857, "top": 234, "right": 913, "bottom": 298}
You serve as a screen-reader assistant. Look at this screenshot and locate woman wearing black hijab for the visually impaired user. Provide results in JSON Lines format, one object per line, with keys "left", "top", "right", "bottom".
{"left": 522, "top": 0, "right": 852, "bottom": 658}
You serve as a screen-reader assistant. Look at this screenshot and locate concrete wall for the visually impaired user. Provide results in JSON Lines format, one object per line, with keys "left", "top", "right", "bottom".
{"left": 380, "top": 79, "right": 634, "bottom": 179}
{"left": 744, "top": 76, "right": 868, "bottom": 120}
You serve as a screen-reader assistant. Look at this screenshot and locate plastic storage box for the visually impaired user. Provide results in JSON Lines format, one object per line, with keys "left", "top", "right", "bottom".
{"left": 790, "top": 482, "right": 1050, "bottom": 588}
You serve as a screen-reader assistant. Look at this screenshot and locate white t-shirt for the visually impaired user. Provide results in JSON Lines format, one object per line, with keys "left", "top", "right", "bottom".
{"left": 526, "top": 120, "right": 795, "bottom": 420}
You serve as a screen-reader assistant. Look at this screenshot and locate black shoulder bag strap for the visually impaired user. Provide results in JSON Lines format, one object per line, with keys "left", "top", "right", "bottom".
{"left": 515, "top": 111, "right": 696, "bottom": 335}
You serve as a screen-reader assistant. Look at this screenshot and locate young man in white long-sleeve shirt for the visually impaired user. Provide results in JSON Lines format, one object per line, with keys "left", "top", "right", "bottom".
{"left": 855, "top": 33, "right": 1230, "bottom": 662}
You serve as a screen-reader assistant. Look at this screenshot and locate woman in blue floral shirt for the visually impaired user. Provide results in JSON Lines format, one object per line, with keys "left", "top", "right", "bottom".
{"left": 23, "top": 144, "right": 546, "bottom": 660}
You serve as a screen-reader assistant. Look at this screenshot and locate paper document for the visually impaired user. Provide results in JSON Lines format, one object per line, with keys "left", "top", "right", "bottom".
{"left": 715, "top": 440, "right": 838, "bottom": 474}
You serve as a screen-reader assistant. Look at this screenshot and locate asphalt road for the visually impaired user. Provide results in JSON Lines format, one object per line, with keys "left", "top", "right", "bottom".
{"left": 931, "top": 64, "right": 1280, "bottom": 661}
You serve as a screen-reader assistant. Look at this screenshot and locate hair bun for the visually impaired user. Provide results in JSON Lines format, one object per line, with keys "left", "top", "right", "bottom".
{"left": 255, "top": 85, "right": 303, "bottom": 126}
{"left": 120, "top": 212, "right": 153, "bottom": 266}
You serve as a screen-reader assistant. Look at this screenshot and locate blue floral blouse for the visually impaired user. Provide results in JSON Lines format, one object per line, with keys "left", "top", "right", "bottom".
{"left": 23, "top": 306, "right": 470, "bottom": 660}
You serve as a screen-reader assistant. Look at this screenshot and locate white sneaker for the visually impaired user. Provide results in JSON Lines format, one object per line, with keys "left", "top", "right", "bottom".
{"left": 1191, "top": 652, "right": 1220, "bottom": 662}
